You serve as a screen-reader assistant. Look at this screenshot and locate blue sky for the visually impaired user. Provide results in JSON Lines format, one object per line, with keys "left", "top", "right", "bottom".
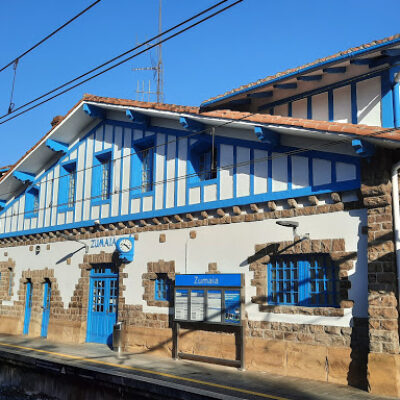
{"left": 0, "top": 0, "right": 399, "bottom": 166}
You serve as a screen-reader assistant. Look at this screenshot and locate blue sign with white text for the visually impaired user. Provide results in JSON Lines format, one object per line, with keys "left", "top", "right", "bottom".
{"left": 175, "top": 274, "right": 241, "bottom": 288}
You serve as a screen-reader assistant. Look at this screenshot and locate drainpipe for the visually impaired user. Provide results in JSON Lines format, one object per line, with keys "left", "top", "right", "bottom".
{"left": 391, "top": 161, "right": 400, "bottom": 310}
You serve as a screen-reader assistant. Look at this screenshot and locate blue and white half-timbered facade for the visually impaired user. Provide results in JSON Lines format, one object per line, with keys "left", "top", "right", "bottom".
{"left": 0, "top": 105, "right": 361, "bottom": 238}
{"left": 1, "top": 34, "right": 400, "bottom": 396}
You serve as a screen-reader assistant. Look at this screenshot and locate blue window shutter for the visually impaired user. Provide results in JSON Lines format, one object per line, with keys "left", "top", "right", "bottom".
{"left": 91, "top": 156, "right": 102, "bottom": 201}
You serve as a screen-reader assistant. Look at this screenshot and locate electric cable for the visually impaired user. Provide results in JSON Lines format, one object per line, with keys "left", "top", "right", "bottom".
{"left": 0, "top": 120, "right": 395, "bottom": 222}
{"left": 0, "top": 0, "right": 240, "bottom": 125}
{"left": 0, "top": 0, "right": 103, "bottom": 74}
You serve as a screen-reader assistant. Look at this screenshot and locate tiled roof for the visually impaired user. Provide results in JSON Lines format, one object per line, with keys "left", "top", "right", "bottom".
{"left": 201, "top": 33, "right": 400, "bottom": 106}
{"left": 85, "top": 94, "right": 400, "bottom": 142}
{"left": 1, "top": 94, "right": 399, "bottom": 187}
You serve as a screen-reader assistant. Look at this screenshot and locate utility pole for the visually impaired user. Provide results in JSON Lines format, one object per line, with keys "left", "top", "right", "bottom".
{"left": 133, "top": 0, "right": 164, "bottom": 103}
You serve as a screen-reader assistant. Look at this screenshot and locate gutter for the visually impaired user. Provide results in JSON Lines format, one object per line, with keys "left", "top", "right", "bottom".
{"left": 391, "top": 160, "right": 400, "bottom": 310}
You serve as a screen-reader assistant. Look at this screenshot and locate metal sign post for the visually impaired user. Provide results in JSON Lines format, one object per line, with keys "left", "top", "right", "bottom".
{"left": 173, "top": 273, "right": 245, "bottom": 370}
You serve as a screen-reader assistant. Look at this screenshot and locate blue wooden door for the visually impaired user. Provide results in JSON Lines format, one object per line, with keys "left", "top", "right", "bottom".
{"left": 23, "top": 281, "right": 32, "bottom": 335}
{"left": 41, "top": 281, "right": 51, "bottom": 337}
{"left": 87, "top": 265, "right": 118, "bottom": 345}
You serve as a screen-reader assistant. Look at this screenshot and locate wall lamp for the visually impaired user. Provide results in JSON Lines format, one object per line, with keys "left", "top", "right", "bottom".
{"left": 276, "top": 220, "right": 310, "bottom": 241}
{"left": 60, "top": 232, "right": 89, "bottom": 254}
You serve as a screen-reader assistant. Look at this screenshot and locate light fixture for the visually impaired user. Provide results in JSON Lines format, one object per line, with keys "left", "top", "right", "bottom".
{"left": 276, "top": 220, "right": 299, "bottom": 239}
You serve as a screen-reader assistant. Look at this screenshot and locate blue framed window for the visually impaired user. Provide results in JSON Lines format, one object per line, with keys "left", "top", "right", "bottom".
{"left": 155, "top": 274, "right": 171, "bottom": 301}
{"left": 92, "top": 150, "right": 112, "bottom": 204}
{"left": 268, "top": 255, "right": 338, "bottom": 307}
{"left": 58, "top": 161, "right": 77, "bottom": 211}
{"left": 25, "top": 186, "right": 40, "bottom": 218}
{"left": 131, "top": 136, "right": 155, "bottom": 196}
{"left": 188, "top": 140, "right": 218, "bottom": 184}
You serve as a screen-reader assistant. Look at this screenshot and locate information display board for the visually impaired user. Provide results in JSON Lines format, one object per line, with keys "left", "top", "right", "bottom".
{"left": 174, "top": 274, "right": 243, "bottom": 326}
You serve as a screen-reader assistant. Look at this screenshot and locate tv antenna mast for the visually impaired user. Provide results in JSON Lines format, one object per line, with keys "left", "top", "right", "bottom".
{"left": 133, "top": 0, "right": 164, "bottom": 103}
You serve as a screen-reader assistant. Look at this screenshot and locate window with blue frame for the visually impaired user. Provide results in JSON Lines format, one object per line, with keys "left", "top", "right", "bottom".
{"left": 268, "top": 255, "right": 338, "bottom": 307}
{"left": 92, "top": 151, "right": 112, "bottom": 203}
{"left": 189, "top": 140, "right": 217, "bottom": 184}
{"left": 155, "top": 274, "right": 171, "bottom": 301}
{"left": 58, "top": 161, "right": 76, "bottom": 211}
{"left": 131, "top": 136, "right": 155, "bottom": 196}
{"left": 25, "top": 186, "right": 40, "bottom": 218}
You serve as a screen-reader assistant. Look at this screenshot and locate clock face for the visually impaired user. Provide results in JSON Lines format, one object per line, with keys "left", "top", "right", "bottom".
{"left": 119, "top": 238, "right": 132, "bottom": 252}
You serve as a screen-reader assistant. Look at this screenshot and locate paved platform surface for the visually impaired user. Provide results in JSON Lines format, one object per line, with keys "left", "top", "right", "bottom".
{"left": 0, "top": 334, "right": 393, "bottom": 400}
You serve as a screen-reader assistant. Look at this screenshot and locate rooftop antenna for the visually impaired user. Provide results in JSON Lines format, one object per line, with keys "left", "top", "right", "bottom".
{"left": 133, "top": 0, "right": 164, "bottom": 103}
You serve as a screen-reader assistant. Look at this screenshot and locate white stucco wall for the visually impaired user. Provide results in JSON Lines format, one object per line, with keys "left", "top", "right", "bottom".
{"left": 0, "top": 209, "right": 367, "bottom": 327}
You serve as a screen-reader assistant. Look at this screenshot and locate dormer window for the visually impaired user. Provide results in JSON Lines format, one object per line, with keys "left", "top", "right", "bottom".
{"left": 59, "top": 161, "right": 76, "bottom": 211}
{"left": 25, "top": 186, "right": 39, "bottom": 218}
{"left": 92, "top": 150, "right": 112, "bottom": 203}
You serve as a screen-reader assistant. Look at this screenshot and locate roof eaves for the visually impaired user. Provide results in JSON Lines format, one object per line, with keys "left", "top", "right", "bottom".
{"left": 201, "top": 34, "right": 400, "bottom": 108}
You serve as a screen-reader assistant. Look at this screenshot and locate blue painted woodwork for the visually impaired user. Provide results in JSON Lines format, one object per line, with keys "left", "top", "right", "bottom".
{"left": 0, "top": 168, "right": 10, "bottom": 173}
{"left": 254, "top": 126, "right": 280, "bottom": 148}
{"left": 155, "top": 275, "right": 171, "bottom": 301}
{"left": 41, "top": 281, "right": 51, "bottom": 338}
{"left": 381, "top": 70, "right": 395, "bottom": 128}
{"left": 274, "top": 83, "right": 297, "bottom": 89}
{"left": 92, "top": 149, "right": 112, "bottom": 205}
{"left": 369, "top": 55, "right": 400, "bottom": 68}
{"left": 83, "top": 103, "right": 105, "bottom": 119}
{"left": 13, "top": 171, "right": 35, "bottom": 184}
{"left": 0, "top": 200, "right": 6, "bottom": 209}
{"left": 23, "top": 281, "right": 32, "bottom": 335}
{"left": 267, "top": 255, "right": 338, "bottom": 307}
{"left": 226, "top": 98, "right": 251, "bottom": 106}
{"left": 323, "top": 67, "right": 346, "bottom": 74}
{"left": 126, "top": 109, "right": 150, "bottom": 127}
{"left": 201, "top": 36, "right": 400, "bottom": 109}
{"left": 382, "top": 49, "right": 400, "bottom": 57}
{"left": 351, "top": 139, "right": 375, "bottom": 157}
{"left": 87, "top": 266, "right": 118, "bottom": 345}
{"left": 25, "top": 186, "right": 39, "bottom": 218}
{"left": 258, "top": 69, "right": 384, "bottom": 112}
{"left": 247, "top": 91, "right": 273, "bottom": 98}
{"left": 175, "top": 274, "right": 242, "bottom": 287}
{"left": 179, "top": 116, "right": 205, "bottom": 132}
{"left": 0, "top": 119, "right": 362, "bottom": 239}
{"left": 45, "top": 139, "right": 68, "bottom": 154}
{"left": 297, "top": 75, "right": 322, "bottom": 81}
{"left": 58, "top": 161, "right": 77, "bottom": 212}
{"left": 350, "top": 58, "right": 374, "bottom": 65}
{"left": 131, "top": 135, "right": 155, "bottom": 196}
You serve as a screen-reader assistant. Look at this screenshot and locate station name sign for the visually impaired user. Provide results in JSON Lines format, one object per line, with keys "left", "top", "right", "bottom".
{"left": 175, "top": 274, "right": 242, "bottom": 288}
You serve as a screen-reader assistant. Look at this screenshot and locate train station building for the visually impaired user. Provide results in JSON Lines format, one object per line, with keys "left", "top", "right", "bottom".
{"left": 1, "top": 34, "right": 400, "bottom": 396}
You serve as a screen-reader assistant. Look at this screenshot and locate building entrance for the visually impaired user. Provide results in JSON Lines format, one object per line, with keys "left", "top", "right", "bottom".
{"left": 41, "top": 280, "right": 51, "bottom": 337}
{"left": 86, "top": 265, "right": 118, "bottom": 345}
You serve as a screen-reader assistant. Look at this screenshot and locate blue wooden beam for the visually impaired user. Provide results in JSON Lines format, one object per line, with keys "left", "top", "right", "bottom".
{"left": 297, "top": 75, "right": 322, "bottom": 81}
{"left": 13, "top": 171, "right": 36, "bottom": 184}
{"left": 382, "top": 49, "right": 400, "bottom": 57}
{"left": 350, "top": 58, "right": 375, "bottom": 65}
{"left": 273, "top": 83, "right": 297, "bottom": 89}
{"left": 369, "top": 55, "right": 400, "bottom": 68}
{"left": 351, "top": 139, "right": 375, "bottom": 158}
{"left": 45, "top": 139, "right": 69, "bottom": 154}
{"left": 0, "top": 167, "right": 10, "bottom": 173}
{"left": 254, "top": 126, "right": 280, "bottom": 148}
{"left": 126, "top": 109, "right": 150, "bottom": 127}
{"left": 0, "top": 200, "right": 6, "bottom": 209}
{"left": 323, "top": 67, "right": 346, "bottom": 74}
{"left": 226, "top": 98, "right": 251, "bottom": 106}
{"left": 179, "top": 116, "right": 206, "bottom": 132}
{"left": 83, "top": 103, "right": 105, "bottom": 119}
{"left": 247, "top": 91, "right": 273, "bottom": 99}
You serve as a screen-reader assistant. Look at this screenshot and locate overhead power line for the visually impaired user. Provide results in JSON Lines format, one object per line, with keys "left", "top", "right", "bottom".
{"left": 0, "top": 0, "right": 243, "bottom": 125}
{"left": 0, "top": 0, "right": 103, "bottom": 74}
